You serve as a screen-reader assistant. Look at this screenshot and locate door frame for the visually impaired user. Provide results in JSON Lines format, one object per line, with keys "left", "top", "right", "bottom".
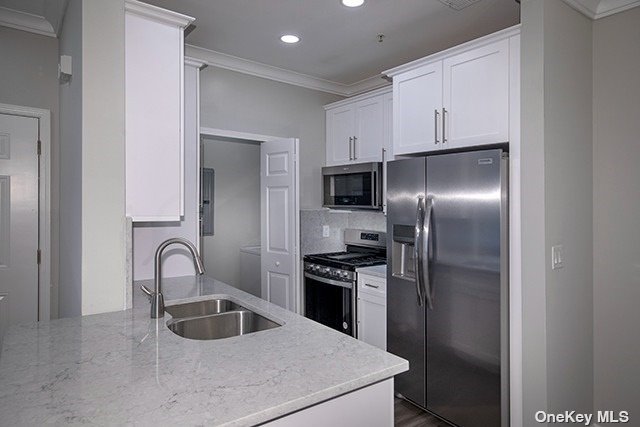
{"left": 199, "top": 127, "right": 302, "bottom": 313}
{"left": 0, "top": 102, "right": 51, "bottom": 322}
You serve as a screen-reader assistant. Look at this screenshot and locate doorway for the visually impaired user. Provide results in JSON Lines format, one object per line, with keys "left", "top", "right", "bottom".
{"left": 199, "top": 128, "right": 300, "bottom": 313}
{"left": 0, "top": 103, "right": 51, "bottom": 340}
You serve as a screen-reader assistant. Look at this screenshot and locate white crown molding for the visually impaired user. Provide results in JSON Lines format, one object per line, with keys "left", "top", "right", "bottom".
{"left": 323, "top": 85, "right": 392, "bottom": 110}
{"left": 185, "top": 44, "right": 388, "bottom": 97}
{"left": 0, "top": 6, "right": 56, "bottom": 38}
{"left": 184, "top": 56, "right": 207, "bottom": 70}
{"left": 125, "top": 0, "right": 194, "bottom": 28}
{"left": 562, "top": 0, "right": 640, "bottom": 19}
{"left": 384, "top": 24, "right": 521, "bottom": 77}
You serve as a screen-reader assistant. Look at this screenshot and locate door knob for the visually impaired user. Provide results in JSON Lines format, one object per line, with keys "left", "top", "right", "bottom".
{"left": 275, "top": 261, "right": 280, "bottom": 267}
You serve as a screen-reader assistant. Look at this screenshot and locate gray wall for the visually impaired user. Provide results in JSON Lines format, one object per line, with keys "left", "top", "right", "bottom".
{"left": 0, "top": 26, "right": 60, "bottom": 318}
{"left": 58, "top": 0, "right": 82, "bottom": 318}
{"left": 199, "top": 66, "right": 343, "bottom": 209}
{"left": 593, "top": 7, "right": 640, "bottom": 418}
{"left": 80, "top": 0, "right": 126, "bottom": 315}
{"left": 543, "top": 0, "right": 593, "bottom": 416}
{"left": 201, "top": 138, "right": 261, "bottom": 287}
{"left": 58, "top": 0, "right": 127, "bottom": 317}
{"left": 521, "top": 0, "right": 594, "bottom": 423}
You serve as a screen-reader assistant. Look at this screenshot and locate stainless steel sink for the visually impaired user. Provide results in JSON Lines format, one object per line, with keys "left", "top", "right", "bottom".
{"left": 165, "top": 299, "right": 244, "bottom": 319}
{"left": 167, "top": 310, "right": 281, "bottom": 340}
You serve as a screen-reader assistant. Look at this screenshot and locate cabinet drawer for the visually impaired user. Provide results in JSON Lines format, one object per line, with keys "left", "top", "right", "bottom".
{"left": 357, "top": 274, "right": 386, "bottom": 296}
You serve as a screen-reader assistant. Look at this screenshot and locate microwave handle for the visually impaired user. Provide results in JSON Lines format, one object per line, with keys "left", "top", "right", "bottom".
{"left": 372, "top": 170, "right": 377, "bottom": 208}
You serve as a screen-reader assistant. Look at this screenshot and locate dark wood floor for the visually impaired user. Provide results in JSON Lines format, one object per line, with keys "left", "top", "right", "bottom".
{"left": 394, "top": 398, "right": 450, "bottom": 427}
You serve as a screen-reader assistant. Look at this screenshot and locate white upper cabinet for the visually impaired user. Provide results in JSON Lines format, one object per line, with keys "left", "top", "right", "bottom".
{"left": 393, "top": 62, "right": 443, "bottom": 155}
{"left": 443, "top": 39, "right": 509, "bottom": 149}
{"left": 325, "top": 87, "right": 391, "bottom": 166}
{"left": 326, "top": 105, "right": 355, "bottom": 166}
{"left": 353, "top": 97, "right": 385, "bottom": 163}
{"left": 125, "top": 0, "right": 194, "bottom": 222}
{"left": 385, "top": 26, "right": 519, "bottom": 156}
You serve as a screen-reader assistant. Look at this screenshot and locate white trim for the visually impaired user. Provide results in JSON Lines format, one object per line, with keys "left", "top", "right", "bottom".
{"left": 562, "top": 0, "right": 640, "bottom": 19}
{"left": 200, "top": 127, "right": 284, "bottom": 142}
{"left": 323, "top": 86, "right": 392, "bottom": 110}
{"left": 185, "top": 44, "right": 387, "bottom": 97}
{"left": 124, "top": 0, "right": 194, "bottom": 28}
{"left": 0, "top": 6, "right": 56, "bottom": 38}
{"left": 384, "top": 24, "right": 521, "bottom": 77}
{"left": 508, "top": 34, "right": 523, "bottom": 427}
{"left": 0, "top": 103, "right": 51, "bottom": 322}
{"left": 131, "top": 215, "right": 181, "bottom": 222}
{"left": 184, "top": 60, "right": 203, "bottom": 255}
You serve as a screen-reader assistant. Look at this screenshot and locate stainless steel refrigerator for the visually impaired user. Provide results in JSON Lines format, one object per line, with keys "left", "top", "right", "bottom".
{"left": 387, "top": 149, "right": 509, "bottom": 427}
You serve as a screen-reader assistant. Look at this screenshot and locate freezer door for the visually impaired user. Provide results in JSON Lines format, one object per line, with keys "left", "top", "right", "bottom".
{"left": 386, "top": 157, "right": 427, "bottom": 408}
{"left": 425, "top": 149, "right": 508, "bottom": 427}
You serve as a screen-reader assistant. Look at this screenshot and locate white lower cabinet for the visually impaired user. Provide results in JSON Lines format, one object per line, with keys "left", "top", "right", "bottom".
{"left": 264, "top": 378, "right": 393, "bottom": 427}
{"left": 357, "top": 273, "right": 387, "bottom": 351}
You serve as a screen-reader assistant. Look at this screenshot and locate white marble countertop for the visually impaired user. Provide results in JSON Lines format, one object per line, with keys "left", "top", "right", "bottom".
{"left": 357, "top": 264, "right": 387, "bottom": 279}
{"left": 0, "top": 276, "right": 407, "bottom": 426}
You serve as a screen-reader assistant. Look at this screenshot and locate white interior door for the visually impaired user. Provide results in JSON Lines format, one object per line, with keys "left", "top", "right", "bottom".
{"left": 0, "top": 113, "right": 39, "bottom": 328}
{"left": 261, "top": 138, "right": 299, "bottom": 311}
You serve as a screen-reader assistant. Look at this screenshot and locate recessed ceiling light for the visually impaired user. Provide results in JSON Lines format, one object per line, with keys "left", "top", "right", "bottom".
{"left": 280, "top": 34, "right": 300, "bottom": 44}
{"left": 342, "top": 0, "right": 365, "bottom": 7}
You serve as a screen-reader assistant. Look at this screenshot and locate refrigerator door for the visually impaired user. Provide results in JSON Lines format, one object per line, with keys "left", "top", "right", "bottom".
{"left": 425, "top": 149, "right": 508, "bottom": 427}
{"left": 386, "top": 157, "right": 427, "bottom": 408}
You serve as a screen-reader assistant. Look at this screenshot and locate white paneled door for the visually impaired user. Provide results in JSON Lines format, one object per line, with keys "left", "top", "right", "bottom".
{"left": 261, "top": 138, "right": 299, "bottom": 312}
{"left": 0, "top": 113, "right": 39, "bottom": 328}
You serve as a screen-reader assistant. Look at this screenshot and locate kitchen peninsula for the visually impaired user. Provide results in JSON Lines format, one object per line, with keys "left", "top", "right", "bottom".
{"left": 0, "top": 276, "right": 407, "bottom": 426}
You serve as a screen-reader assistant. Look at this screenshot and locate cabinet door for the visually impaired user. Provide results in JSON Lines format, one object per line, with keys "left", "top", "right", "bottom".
{"left": 126, "top": 10, "right": 185, "bottom": 221}
{"left": 443, "top": 39, "right": 509, "bottom": 149}
{"left": 326, "top": 105, "right": 355, "bottom": 166}
{"left": 353, "top": 96, "right": 384, "bottom": 163}
{"left": 357, "top": 291, "right": 386, "bottom": 351}
{"left": 393, "top": 61, "right": 443, "bottom": 155}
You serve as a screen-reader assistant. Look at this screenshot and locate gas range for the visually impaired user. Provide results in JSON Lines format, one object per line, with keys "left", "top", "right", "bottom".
{"left": 303, "top": 229, "right": 387, "bottom": 285}
{"left": 304, "top": 229, "right": 386, "bottom": 337}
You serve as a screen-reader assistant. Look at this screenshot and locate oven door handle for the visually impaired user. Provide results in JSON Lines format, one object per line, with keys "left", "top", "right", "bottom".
{"left": 304, "top": 272, "right": 353, "bottom": 289}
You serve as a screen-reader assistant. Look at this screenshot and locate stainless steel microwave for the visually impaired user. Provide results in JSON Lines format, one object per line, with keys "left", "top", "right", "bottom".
{"left": 322, "top": 162, "right": 382, "bottom": 210}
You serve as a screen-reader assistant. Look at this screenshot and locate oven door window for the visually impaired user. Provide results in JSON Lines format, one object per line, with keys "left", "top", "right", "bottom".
{"left": 304, "top": 277, "right": 353, "bottom": 336}
{"left": 325, "top": 172, "right": 373, "bottom": 207}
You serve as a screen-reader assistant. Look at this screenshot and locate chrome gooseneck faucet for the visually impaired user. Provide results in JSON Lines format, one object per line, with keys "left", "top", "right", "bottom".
{"left": 141, "top": 237, "right": 205, "bottom": 318}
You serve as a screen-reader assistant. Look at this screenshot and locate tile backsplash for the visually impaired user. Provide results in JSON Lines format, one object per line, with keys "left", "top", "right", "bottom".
{"left": 300, "top": 209, "right": 386, "bottom": 255}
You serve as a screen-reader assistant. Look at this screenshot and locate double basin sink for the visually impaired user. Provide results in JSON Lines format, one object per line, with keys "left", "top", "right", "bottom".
{"left": 165, "top": 298, "right": 281, "bottom": 341}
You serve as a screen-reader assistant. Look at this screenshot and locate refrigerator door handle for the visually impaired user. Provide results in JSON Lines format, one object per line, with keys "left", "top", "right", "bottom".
{"left": 414, "top": 196, "right": 426, "bottom": 306}
{"left": 423, "top": 197, "right": 434, "bottom": 310}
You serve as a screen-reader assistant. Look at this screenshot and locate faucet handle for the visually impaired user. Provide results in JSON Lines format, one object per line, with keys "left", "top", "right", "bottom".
{"left": 140, "top": 284, "right": 154, "bottom": 302}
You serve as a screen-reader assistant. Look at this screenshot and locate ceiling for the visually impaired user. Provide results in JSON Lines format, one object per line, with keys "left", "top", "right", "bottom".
{"left": 145, "top": 0, "right": 520, "bottom": 85}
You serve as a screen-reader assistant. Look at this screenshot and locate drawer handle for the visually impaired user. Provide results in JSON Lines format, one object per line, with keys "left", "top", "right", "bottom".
{"left": 364, "top": 283, "right": 380, "bottom": 289}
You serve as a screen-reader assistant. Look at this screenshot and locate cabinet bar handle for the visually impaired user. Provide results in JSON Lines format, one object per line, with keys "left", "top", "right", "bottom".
{"left": 349, "top": 137, "right": 353, "bottom": 160}
{"left": 353, "top": 136, "right": 357, "bottom": 160}
{"left": 364, "top": 283, "right": 380, "bottom": 289}
{"left": 442, "top": 108, "right": 448, "bottom": 144}
{"left": 434, "top": 109, "right": 440, "bottom": 144}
